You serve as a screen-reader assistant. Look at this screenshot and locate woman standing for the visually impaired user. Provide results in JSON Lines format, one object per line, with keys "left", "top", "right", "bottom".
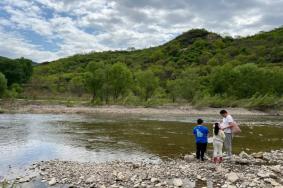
{"left": 213, "top": 123, "right": 225, "bottom": 163}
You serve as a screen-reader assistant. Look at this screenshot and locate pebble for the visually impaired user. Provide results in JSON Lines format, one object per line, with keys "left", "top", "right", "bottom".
{"left": 172, "top": 178, "right": 183, "bottom": 187}
{"left": 18, "top": 177, "right": 30, "bottom": 183}
{"left": 226, "top": 172, "right": 239, "bottom": 183}
{"left": 48, "top": 177, "right": 56, "bottom": 186}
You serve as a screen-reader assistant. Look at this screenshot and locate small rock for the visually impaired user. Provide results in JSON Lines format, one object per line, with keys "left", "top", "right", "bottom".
{"left": 227, "top": 185, "right": 237, "bottom": 188}
{"left": 150, "top": 178, "right": 159, "bottom": 183}
{"left": 155, "top": 183, "right": 162, "bottom": 187}
{"left": 86, "top": 176, "right": 96, "bottom": 184}
{"left": 265, "top": 178, "right": 280, "bottom": 186}
{"left": 184, "top": 155, "right": 194, "bottom": 161}
{"left": 132, "top": 164, "right": 140, "bottom": 169}
{"left": 270, "top": 165, "right": 282, "bottom": 173}
{"left": 130, "top": 175, "right": 137, "bottom": 182}
{"left": 172, "top": 178, "right": 183, "bottom": 187}
{"left": 257, "top": 171, "right": 270, "bottom": 178}
{"left": 252, "top": 152, "right": 263, "bottom": 159}
{"left": 239, "top": 151, "right": 250, "bottom": 159}
{"left": 48, "top": 177, "right": 56, "bottom": 186}
{"left": 18, "top": 177, "right": 30, "bottom": 183}
{"left": 133, "top": 183, "right": 140, "bottom": 188}
{"left": 235, "top": 158, "right": 250, "bottom": 165}
{"left": 249, "top": 182, "right": 257, "bottom": 187}
{"left": 116, "top": 172, "right": 125, "bottom": 181}
{"left": 226, "top": 172, "right": 239, "bottom": 183}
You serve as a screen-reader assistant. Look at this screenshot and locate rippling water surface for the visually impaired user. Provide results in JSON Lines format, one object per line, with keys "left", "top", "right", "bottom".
{"left": 1, "top": 113, "right": 283, "bottom": 178}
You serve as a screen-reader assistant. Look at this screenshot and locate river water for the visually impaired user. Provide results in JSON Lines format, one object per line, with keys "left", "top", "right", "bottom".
{"left": 0, "top": 113, "right": 283, "bottom": 179}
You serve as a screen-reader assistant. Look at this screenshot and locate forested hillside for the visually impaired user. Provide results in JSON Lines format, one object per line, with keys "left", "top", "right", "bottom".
{"left": 3, "top": 27, "right": 283, "bottom": 109}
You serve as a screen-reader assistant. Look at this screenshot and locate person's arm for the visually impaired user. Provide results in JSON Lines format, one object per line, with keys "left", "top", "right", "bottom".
{"left": 220, "top": 122, "right": 225, "bottom": 130}
{"left": 221, "top": 131, "right": 226, "bottom": 139}
{"left": 222, "top": 122, "right": 234, "bottom": 128}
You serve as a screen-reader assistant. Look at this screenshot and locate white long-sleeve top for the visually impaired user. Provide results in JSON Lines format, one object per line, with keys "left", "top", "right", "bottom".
{"left": 213, "top": 129, "right": 226, "bottom": 143}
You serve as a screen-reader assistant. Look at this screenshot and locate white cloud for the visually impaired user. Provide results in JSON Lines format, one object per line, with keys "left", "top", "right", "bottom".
{"left": 0, "top": 27, "right": 59, "bottom": 62}
{"left": 0, "top": 0, "right": 282, "bottom": 62}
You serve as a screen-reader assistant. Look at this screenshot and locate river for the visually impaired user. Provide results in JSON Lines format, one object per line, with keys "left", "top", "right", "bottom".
{"left": 0, "top": 113, "right": 283, "bottom": 179}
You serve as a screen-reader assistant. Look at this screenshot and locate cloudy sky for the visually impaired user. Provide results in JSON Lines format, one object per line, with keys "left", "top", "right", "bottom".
{"left": 0, "top": 0, "right": 282, "bottom": 62}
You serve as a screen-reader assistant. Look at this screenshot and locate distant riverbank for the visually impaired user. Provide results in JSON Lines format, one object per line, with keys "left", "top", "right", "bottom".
{"left": 0, "top": 99, "right": 278, "bottom": 116}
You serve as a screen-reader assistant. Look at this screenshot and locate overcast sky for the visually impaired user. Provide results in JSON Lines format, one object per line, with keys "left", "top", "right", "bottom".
{"left": 0, "top": 0, "right": 282, "bottom": 62}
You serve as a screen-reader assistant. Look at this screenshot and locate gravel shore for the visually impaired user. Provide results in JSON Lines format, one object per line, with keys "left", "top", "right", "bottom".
{"left": 3, "top": 150, "right": 283, "bottom": 188}
{"left": 0, "top": 102, "right": 272, "bottom": 116}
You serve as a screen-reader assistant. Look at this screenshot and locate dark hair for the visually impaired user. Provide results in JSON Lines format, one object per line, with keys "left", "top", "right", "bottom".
{"left": 197, "top": 119, "right": 203, "bottom": 125}
{"left": 214, "top": 123, "right": 220, "bottom": 135}
{"left": 220, "top": 110, "right": 227, "bottom": 115}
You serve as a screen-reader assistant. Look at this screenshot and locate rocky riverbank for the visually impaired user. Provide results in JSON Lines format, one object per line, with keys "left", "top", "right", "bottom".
{"left": 2, "top": 150, "right": 283, "bottom": 188}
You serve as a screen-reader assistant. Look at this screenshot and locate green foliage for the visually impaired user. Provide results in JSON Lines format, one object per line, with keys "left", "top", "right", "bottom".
{"left": 166, "top": 79, "right": 181, "bottom": 102}
{"left": 0, "top": 72, "right": 7, "bottom": 97}
{"left": 0, "top": 56, "right": 33, "bottom": 86}
{"left": 108, "top": 63, "right": 133, "bottom": 100}
{"left": 69, "top": 76, "right": 85, "bottom": 97}
{"left": 85, "top": 61, "right": 107, "bottom": 102}
{"left": 18, "top": 27, "right": 283, "bottom": 109}
{"left": 208, "top": 64, "right": 283, "bottom": 99}
{"left": 135, "top": 70, "right": 159, "bottom": 101}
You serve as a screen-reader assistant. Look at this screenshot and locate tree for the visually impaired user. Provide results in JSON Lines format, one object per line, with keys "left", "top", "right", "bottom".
{"left": 0, "top": 57, "right": 33, "bottom": 86}
{"left": 108, "top": 63, "right": 133, "bottom": 100}
{"left": 16, "top": 57, "right": 33, "bottom": 83}
{"left": 166, "top": 79, "right": 181, "bottom": 102}
{"left": 69, "top": 76, "right": 85, "bottom": 97}
{"left": 0, "top": 72, "right": 7, "bottom": 97}
{"left": 135, "top": 70, "right": 159, "bottom": 101}
{"left": 85, "top": 62, "right": 106, "bottom": 102}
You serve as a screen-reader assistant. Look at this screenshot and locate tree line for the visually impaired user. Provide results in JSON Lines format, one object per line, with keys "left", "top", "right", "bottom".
{"left": 0, "top": 56, "right": 33, "bottom": 98}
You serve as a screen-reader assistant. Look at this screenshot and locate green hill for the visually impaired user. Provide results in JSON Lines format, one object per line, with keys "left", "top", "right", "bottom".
{"left": 4, "top": 27, "right": 283, "bottom": 109}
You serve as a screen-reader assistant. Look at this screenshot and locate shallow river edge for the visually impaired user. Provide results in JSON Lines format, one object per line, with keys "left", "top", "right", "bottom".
{"left": 0, "top": 101, "right": 280, "bottom": 116}
{"left": 2, "top": 150, "right": 283, "bottom": 188}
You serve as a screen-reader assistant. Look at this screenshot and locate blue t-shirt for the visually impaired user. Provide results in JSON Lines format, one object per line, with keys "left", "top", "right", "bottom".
{"left": 193, "top": 125, "right": 209, "bottom": 143}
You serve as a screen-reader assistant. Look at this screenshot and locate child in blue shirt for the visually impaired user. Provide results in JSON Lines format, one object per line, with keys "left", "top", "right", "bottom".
{"left": 193, "top": 119, "right": 209, "bottom": 161}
